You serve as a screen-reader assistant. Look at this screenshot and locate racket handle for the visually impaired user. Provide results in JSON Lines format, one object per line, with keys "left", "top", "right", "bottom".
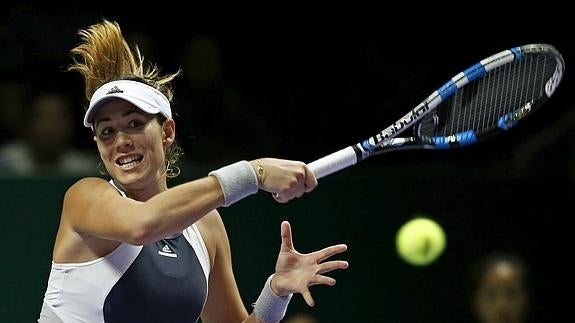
{"left": 308, "top": 146, "right": 358, "bottom": 179}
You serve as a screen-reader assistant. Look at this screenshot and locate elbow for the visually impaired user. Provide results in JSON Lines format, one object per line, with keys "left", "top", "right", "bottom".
{"left": 128, "top": 216, "right": 158, "bottom": 246}
{"left": 129, "top": 228, "right": 154, "bottom": 246}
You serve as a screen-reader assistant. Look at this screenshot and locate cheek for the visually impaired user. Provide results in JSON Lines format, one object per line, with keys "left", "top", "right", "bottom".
{"left": 95, "top": 140, "right": 113, "bottom": 162}
{"left": 142, "top": 132, "right": 166, "bottom": 158}
{"left": 144, "top": 132, "right": 161, "bottom": 148}
{"left": 95, "top": 141, "right": 106, "bottom": 158}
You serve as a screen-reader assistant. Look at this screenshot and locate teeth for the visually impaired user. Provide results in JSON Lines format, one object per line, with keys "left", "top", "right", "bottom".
{"left": 117, "top": 155, "right": 142, "bottom": 167}
{"left": 119, "top": 160, "right": 140, "bottom": 169}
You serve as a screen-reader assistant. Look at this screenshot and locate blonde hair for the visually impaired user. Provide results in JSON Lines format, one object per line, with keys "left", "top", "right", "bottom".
{"left": 69, "top": 19, "right": 183, "bottom": 178}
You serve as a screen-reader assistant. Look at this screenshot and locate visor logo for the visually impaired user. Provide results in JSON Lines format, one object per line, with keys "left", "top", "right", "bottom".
{"left": 106, "top": 86, "right": 124, "bottom": 95}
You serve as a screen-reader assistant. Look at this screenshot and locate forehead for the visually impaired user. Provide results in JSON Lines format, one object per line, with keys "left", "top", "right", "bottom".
{"left": 482, "top": 262, "right": 524, "bottom": 287}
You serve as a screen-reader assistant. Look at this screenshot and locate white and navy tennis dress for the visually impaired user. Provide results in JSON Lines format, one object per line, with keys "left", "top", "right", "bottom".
{"left": 38, "top": 181, "right": 211, "bottom": 323}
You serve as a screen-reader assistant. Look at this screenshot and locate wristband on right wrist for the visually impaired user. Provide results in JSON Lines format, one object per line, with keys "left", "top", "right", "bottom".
{"left": 208, "top": 160, "right": 259, "bottom": 207}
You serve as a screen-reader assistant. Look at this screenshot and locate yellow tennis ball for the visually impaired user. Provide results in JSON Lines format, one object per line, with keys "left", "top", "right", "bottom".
{"left": 396, "top": 217, "right": 446, "bottom": 266}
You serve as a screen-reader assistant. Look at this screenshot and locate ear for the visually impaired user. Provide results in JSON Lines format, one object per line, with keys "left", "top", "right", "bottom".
{"left": 162, "top": 119, "right": 176, "bottom": 147}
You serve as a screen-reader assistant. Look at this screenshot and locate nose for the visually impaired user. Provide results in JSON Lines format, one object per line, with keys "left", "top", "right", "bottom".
{"left": 115, "top": 131, "right": 134, "bottom": 151}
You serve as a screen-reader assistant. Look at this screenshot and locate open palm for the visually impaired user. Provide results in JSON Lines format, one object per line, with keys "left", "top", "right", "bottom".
{"left": 271, "top": 221, "right": 348, "bottom": 307}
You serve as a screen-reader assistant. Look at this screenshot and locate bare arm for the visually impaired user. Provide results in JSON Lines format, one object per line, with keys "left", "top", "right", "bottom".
{"left": 198, "top": 211, "right": 262, "bottom": 323}
{"left": 64, "top": 175, "right": 223, "bottom": 245}
{"left": 270, "top": 221, "right": 348, "bottom": 306}
{"left": 200, "top": 219, "right": 348, "bottom": 323}
{"left": 251, "top": 221, "right": 348, "bottom": 323}
{"left": 64, "top": 158, "right": 317, "bottom": 246}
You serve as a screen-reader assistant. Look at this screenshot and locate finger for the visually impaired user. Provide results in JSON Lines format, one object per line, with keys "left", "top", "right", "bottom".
{"left": 303, "top": 165, "right": 318, "bottom": 192}
{"left": 273, "top": 192, "right": 288, "bottom": 204}
{"left": 292, "top": 173, "right": 306, "bottom": 198}
{"left": 280, "top": 221, "right": 294, "bottom": 250}
{"left": 310, "top": 275, "right": 336, "bottom": 287}
{"left": 272, "top": 192, "right": 281, "bottom": 201}
{"left": 315, "top": 244, "right": 348, "bottom": 263}
{"left": 302, "top": 289, "right": 315, "bottom": 307}
{"left": 295, "top": 188, "right": 304, "bottom": 198}
{"left": 317, "top": 260, "right": 349, "bottom": 275}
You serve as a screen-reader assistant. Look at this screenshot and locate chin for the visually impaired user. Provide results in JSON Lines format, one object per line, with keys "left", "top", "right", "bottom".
{"left": 112, "top": 169, "right": 146, "bottom": 187}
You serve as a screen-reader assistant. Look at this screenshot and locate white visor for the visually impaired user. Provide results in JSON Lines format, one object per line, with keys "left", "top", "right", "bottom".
{"left": 84, "top": 80, "right": 171, "bottom": 127}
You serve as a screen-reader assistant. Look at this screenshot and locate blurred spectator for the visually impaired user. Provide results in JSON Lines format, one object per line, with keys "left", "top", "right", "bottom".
{"left": 0, "top": 90, "right": 98, "bottom": 176}
{"left": 0, "top": 80, "right": 26, "bottom": 146}
{"left": 469, "top": 251, "right": 530, "bottom": 323}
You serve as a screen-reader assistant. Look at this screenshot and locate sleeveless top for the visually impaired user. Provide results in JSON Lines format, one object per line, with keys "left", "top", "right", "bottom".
{"left": 38, "top": 180, "right": 211, "bottom": 323}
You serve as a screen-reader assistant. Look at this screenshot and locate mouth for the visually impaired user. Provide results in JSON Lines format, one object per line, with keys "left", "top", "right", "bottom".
{"left": 115, "top": 154, "right": 144, "bottom": 169}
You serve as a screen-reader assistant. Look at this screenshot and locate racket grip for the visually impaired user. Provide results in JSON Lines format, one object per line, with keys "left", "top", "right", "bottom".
{"left": 307, "top": 146, "right": 358, "bottom": 179}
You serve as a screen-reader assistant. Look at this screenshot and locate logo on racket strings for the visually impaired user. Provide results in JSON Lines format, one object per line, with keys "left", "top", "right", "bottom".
{"left": 545, "top": 64, "right": 563, "bottom": 97}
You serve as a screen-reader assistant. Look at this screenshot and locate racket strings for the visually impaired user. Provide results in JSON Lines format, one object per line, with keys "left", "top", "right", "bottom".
{"left": 418, "top": 53, "right": 557, "bottom": 138}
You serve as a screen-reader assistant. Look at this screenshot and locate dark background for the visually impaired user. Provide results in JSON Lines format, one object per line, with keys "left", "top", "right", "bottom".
{"left": 1, "top": 3, "right": 573, "bottom": 322}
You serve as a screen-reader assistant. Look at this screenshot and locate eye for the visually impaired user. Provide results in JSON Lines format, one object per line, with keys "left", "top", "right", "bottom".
{"left": 128, "top": 119, "right": 144, "bottom": 128}
{"left": 99, "top": 127, "right": 114, "bottom": 137}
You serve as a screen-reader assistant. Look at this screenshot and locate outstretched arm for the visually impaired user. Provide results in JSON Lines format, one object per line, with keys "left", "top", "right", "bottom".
{"left": 64, "top": 158, "right": 317, "bottom": 246}
{"left": 199, "top": 219, "right": 347, "bottom": 323}
{"left": 272, "top": 221, "right": 348, "bottom": 306}
{"left": 253, "top": 221, "right": 348, "bottom": 322}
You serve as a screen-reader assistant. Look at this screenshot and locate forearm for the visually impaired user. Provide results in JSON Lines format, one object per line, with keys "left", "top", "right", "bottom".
{"left": 138, "top": 176, "right": 224, "bottom": 242}
{"left": 136, "top": 161, "right": 258, "bottom": 243}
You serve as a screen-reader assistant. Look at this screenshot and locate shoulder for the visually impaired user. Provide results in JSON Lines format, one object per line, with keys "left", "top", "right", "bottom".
{"left": 65, "top": 177, "right": 113, "bottom": 198}
{"left": 62, "top": 177, "right": 117, "bottom": 210}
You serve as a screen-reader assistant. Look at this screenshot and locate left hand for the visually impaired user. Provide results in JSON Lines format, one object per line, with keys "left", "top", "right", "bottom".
{"left": 271, "top": 221, "right": 348, "bottom": 306}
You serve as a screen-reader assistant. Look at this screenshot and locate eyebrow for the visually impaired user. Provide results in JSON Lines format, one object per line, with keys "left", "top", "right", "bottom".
{"left": 95, "top": 110, "right": 141, "bottom": 128}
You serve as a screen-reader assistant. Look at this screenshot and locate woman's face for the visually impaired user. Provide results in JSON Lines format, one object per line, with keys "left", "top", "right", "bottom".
{"left": 474, "top": 261, "right": 528, "bottom": 323}
{"left": 93, "top": 99, "right": 173, "bottom": 190}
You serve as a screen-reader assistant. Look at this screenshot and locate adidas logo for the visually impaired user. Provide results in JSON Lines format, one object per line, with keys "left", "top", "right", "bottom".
{"left": 106, "top": 86, "right": 124, "bottom": 95}
{"left": 158, "top": 244, "right": 177, "bottom": 258}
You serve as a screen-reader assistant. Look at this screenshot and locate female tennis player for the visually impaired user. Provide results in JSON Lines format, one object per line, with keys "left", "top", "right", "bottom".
{"left": 37, "top": 20, "right": 348, "bottom": 323}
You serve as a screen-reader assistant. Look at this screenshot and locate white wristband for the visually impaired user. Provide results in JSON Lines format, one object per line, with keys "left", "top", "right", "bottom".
{"left": 208, "top": 160, "right": 259, "bottom": 207}
{"left": 254, "top": 275, "right": 293, "bottom": 323}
